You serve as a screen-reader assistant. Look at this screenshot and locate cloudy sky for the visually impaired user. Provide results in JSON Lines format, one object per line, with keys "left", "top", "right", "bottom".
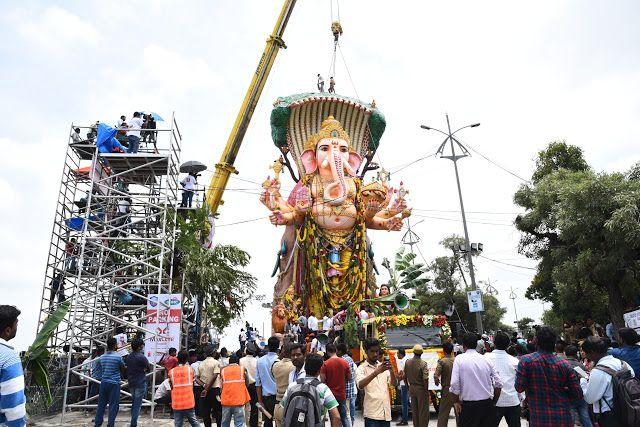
{"left": 2, "top": 1, "right": 639, "bottom": 351}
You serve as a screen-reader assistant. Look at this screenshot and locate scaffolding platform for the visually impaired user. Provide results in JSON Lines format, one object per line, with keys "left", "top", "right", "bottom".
{"left": 99, "top": 152, "right": 170, "bottom": 177}
{"left": 33, "top": 116, "right": 190, "bottom": 420}
{"left": 70, "top": 143, "right": 96, "bottom": 160}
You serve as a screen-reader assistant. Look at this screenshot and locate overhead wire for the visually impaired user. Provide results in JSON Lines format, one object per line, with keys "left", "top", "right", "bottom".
{"left": 411, "top": 213, "right": 514, "bottom": 227}
{"left": 388, "top": 152, "right": 438, "bottom": 174}
{"left": 462, "top": 140, "right": 531, "bottom": 184}
{"left": 479, "top": 254, "right": 537, "bottom": 271}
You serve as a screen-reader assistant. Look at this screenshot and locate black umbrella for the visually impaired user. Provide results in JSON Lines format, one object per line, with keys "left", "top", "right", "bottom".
{"left": 180, "top": 161, "right": 207, "bottom": 174}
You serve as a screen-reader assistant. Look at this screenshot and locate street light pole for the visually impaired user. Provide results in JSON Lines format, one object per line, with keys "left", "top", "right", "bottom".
{"left": 422, "top": 115, "right": 483, "bottom": 333}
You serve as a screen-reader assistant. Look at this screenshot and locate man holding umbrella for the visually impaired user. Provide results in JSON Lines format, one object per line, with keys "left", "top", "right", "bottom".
{"left": 181, "top": 173, "right": 197, "bottom": 208}
{"left": 179, "top": 161, "right": 207, "bottom": 208}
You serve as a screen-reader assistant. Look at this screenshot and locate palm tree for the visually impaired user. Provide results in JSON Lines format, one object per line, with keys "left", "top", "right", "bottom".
{"left": 174, "top": 209, "right": 257, "bottom": 336}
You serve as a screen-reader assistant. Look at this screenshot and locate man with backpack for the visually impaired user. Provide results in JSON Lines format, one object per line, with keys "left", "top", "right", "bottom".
{"left": 581, "top": 336, "right": 637, "bottom": 427}
{"left": 320, "top": 343, "right": 351, "bottom": 427}
{"left": 280, "top": 354, "right": 341, "bottom": 427}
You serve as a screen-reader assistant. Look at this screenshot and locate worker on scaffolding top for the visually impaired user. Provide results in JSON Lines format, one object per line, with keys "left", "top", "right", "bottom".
{"left": 127, "top": 112, "right": 144, "bottom": 154}
{"left": 328, "top": 76, "right": 336, "bottom": 94}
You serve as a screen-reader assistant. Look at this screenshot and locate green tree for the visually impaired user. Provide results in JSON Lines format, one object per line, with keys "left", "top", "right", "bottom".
{"left": 175, "top": 209, "right": 257, "bottom": 333}
{"left": 514, "top": 142, "right": 640, "bottom": 331}
{"left": 381, "top": 247, "right": 430, "bottom": 292}
{"left": 411, "top": 235, "right": 508, "bottom": 333}
{"left": 516, "top": 317, "right": 535, "bottom": 335}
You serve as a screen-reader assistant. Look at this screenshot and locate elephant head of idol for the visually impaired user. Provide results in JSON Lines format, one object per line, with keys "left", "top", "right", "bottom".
{"left": 300, "top": 116, "right": 362, "bottom": 206}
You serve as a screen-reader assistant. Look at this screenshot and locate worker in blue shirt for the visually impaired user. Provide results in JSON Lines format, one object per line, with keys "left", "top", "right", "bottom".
{"left": 255, "top": 336, "right": 279, "bottom": 427}
{"left": 94, "top": 337, "right": 126, "bottom": 427}
{"left": 608, "top": 327, "right": 640, "bottom": 376}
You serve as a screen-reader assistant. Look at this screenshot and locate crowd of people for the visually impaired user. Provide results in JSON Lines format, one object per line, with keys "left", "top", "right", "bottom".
{"left": 3, "top": 302, "right": 640, "bottom": 427}
{"left": 70, "top": 112, "right": 158, "bottom": 154}
{"left": 436, "top": 326, "right": 640, "bottom": 427}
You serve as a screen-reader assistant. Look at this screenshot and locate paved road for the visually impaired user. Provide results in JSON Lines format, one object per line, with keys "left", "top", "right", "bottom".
{"left": 32, "top": 410, "right": 507, "bottom": 426}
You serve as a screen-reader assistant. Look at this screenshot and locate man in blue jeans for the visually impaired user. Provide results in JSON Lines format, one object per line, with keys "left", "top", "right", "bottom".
{"left": 126, "top": 337, "right": 151, "bottom": 427}
{"left": 337, "top": 344, "right": 358, "bottom": 426}
{"left": 127, "top": 111, "right": 144, "bottom": 154}
{"left": 94, "top": 337, "right": 126, "bottom": 427}
{"left": 395, "top": 349, "right": 409, "bottom": 425}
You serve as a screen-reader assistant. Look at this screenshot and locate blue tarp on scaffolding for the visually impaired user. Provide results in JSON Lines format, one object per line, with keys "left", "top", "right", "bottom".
{"left": 96, "top": 123, "right": 125, "bottom": 153}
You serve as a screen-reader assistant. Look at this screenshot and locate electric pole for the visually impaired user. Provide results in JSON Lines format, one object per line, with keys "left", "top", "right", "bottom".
{"left": 421, "top": 115, "right": 484, "bottom": 333}
{"left": 509, "top": 286, "right": 519, "bottom": 325}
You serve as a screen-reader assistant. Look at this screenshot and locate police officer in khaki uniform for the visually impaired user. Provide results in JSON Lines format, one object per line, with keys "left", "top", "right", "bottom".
{"left": 435, "top": 342, "right": 458, "bottom": 427}
{"left": 404, "top": 344, "right": 430, "bottom": 427}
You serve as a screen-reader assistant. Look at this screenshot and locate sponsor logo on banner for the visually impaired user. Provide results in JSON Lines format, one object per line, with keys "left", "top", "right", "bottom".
{"left": 145, "top": 293, "right": 182, "bottom": 363}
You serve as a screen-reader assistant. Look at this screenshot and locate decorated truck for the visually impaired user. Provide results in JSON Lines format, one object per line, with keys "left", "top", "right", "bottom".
{"left": 361, "top": 313, "right": 452, "bottom": 412}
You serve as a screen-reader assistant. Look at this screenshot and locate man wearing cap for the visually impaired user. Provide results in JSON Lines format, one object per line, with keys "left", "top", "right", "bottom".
{"left": 404, "top": 344, "right": 430, "bottom": 427}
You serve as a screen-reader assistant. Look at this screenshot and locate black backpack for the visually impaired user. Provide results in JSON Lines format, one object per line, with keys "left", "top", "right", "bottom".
{"left": 282, "top": 378, "right": 324, "bottom": 427}
{"left": 594, "top": 362, "right": 640, "bottom": 427}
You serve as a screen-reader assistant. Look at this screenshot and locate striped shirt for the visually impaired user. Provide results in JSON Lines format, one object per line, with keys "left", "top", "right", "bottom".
{"left": 279, "top": 376, "right": 338, "bottom": 417}
{"left": 0, "top": 342, "right": 26, "bottom": 427}
{"left": 342, "top": 355, "right": 357, "bottom": 399}
{"left": 96, "top": 351, "right": 124, "bottom": 384}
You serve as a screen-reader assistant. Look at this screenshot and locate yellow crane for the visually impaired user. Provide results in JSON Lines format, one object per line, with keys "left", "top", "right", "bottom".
{"left": 206, "top": 0, "right": 297, "bottom": 214}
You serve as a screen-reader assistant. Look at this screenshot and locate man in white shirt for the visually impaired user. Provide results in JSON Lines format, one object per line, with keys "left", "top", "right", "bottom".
{"left": 180, "top": 173, "right": 197, "bottom": 208}
{"left": 311, "top": 335, "right": 326, "bottom": 354}
{"left": 317, "top": 74, "right": 325, "bottom": 92}
{"left": 240, "top": 347, "right": 258, "bottom": 427}
{"left": 450, "top": 332, "right": 503, "bottom": 427}
{"left": 485, "top": 331, "right": 521, "bottom": 427}
{"left": 290, "top": 323, "right": 301, "bottom": 340}
{"left": 307, "top": 312, "right": 319, "bottom": 333}
{"left": 114, "top": 197, "right": 131, "bottom": 235}
{"left": 127, "top": 112, "right": 144, "bottom": 153}
{"left": 117, "top": 115, "right": 126, "bottom": 127}
{"left": 581, "top": 336, "right": 634, "bottom": 427}
{"left": 154, "top": 378, "right": 172, "bottom": 405}
{"left": 323, "top": 314, "right": 333, "bottom": 332}
{"left": 396, "top": 348, "right": 409, "bottom": 425}
{"left": 71, "top": 127, "right": 83, "bottom": 143}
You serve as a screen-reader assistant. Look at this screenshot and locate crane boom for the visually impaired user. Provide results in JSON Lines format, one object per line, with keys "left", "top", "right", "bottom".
{"left": 206, "top": 0, "right": 297, "bottom": 214}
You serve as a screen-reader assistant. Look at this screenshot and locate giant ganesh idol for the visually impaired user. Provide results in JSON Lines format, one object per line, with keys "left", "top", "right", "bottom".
{"left": 260, "top": 94, "right": 410, "bottom": 331}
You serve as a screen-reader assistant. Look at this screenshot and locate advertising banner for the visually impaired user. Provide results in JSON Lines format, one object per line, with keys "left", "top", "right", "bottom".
{"left": 144, "top": 293, "right": 182, "bottom": 363}
{"left": 467, "top": 290, "right": 484, "bottom": 313}
{"left": 624, "top": 308, "right": 640, "bottom": 333}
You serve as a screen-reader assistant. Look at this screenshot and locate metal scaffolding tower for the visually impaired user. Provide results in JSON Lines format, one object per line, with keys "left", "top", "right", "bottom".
{"left": 34, "top": 117, "right": 184, "bottom": 417}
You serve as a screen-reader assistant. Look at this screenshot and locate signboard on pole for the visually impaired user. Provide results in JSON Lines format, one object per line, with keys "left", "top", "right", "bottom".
{"left": 467, "top": 290, "right": 484, "bottom": 313}
{"left": 624, "top": 308, "right": 640, "bottom": 333}
{"left": 145, "top": 293, "right": 182, "bottom": 363}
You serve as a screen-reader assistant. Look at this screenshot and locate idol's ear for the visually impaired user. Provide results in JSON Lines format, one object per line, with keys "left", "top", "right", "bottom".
{"left": 345, "top": 152, "right": 362, "bottom": 176}
{"left": 301, "top": 149, "right": 318, "bottom": 174}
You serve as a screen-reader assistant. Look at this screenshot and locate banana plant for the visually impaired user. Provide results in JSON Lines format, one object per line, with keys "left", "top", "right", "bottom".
{"left": 382, "top": 247, "right": 430, "bottom": 291}
{"left": 25, "top": 301, "right": 70, "bottom": 405}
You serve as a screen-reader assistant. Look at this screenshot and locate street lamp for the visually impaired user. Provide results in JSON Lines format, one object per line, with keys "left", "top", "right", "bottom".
{"left": 420, "top": 114, "right": 484, "bottom": 333}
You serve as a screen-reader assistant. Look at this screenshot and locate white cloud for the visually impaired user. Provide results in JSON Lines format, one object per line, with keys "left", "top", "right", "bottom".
{"left": 12, "top": 6, "right": 102, "bottom": 51}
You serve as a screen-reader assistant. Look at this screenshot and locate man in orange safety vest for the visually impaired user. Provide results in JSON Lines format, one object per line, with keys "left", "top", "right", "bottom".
{"left": 169, "top": 350, "right": 201, "bottom": 427}
{"left": 220, "top": 353, "right": 251, "bottom": 427}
